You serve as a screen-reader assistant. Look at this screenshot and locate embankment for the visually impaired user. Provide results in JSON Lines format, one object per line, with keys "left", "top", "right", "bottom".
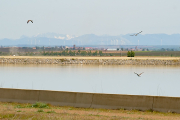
{"left": 0, "top": 56, "right": 180, "bottom": 65}
{"left": 0, "top": 88, "right": 180, "bottom": 113}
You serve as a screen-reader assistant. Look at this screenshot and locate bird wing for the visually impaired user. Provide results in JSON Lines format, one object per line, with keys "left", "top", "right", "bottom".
{"left": 134, "top": 31, "right": 142, "bottom": 36}
{"left": 27, "top": 20, "right": 33, "bottom": 24}
{"left": 130, "top": 31, "right": 142, "bottom": 36}
{"left": 139, "top": 72, "right": 144, "bottom": 75}
{"left": 134, "top": 72, "right": 138, "bottom": 75}
{"left": 130, "top": 34, "right": 136, "bottom": 36}
{"left": 137, "top": 31, "right": 142, "bottom": 34}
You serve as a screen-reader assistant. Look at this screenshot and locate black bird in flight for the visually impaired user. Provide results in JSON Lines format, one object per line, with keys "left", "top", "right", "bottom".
{"left": 27, "top": 20, "right": 33, "bottom": 24}
{"left": 134, "top": 72, "right": 144, "bottom": 77}
{"left": 130, "top": 31, "right": 142, "bottom": 36}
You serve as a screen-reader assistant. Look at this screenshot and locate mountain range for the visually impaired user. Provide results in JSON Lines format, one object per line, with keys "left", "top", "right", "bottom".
{"left": 0, "top": 33, "right": 180, "bottom": 46}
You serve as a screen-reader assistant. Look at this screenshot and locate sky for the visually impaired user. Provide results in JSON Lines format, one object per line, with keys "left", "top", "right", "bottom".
{"left": 0, "top": 0, "right": 180, "bottom": 39}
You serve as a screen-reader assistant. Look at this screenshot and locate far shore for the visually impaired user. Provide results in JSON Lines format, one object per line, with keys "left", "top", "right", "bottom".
{"left": 0, "top": 56, "right": 180, "bottom": 60}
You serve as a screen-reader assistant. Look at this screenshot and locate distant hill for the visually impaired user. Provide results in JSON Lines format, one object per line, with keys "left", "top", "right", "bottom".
{"left": 0, "top": 33, "right": 180, "bottom": 46}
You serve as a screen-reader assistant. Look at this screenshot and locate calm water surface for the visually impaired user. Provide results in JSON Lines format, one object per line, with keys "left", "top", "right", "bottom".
{"left": 0, "top": 64, "right": 180, "bottom": 97}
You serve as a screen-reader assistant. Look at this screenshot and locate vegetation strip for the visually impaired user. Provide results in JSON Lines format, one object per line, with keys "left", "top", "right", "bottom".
{"left": 0, "top": 102, "right": 180, "bottom": 120}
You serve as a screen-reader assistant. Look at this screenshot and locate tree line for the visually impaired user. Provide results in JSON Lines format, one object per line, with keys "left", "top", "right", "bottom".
{"left": 0, "top": 50, "right": 135, "bottom": 57}
{"left": 41, "top": 50, "right": 104, "bottom": 56}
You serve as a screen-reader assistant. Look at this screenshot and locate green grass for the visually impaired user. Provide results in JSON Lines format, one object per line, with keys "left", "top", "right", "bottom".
{"left": 15, "top": 105, "right": 25, "bottom": 108}
{"left": 47, "top": 110, "right": 56, "bottom": 113}
{"left": 1, "top": 102, "right": 180, "bottom": 120}
{"left": 37, "top": 109, "right": 44, "bottom": 112}
{"left": 31, "top": 102, "right": 49, "bottom": 108}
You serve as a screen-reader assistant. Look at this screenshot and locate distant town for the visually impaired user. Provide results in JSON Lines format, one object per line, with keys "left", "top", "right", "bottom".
{"left": 0, "top": 44, "right": 180, "bottom": 57}
{"left": 0, "top": 44, "right": 179, "bottom": 52}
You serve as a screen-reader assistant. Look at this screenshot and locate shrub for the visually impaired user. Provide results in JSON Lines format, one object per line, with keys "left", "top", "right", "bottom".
{"left": 37, "top": 109, "right": 44, "bottom": 112}
{"left": 99, "top": 51, "right": 104, "bottom": 56}
{"left": 131, "top": 50, "right": 135, "bottom": 57}
{"left": 15, "top": 105, "right": 24, "bottom": 108}
{"left": 31, "top": 102, "right": 49, "bottom": 108}
{"left": 47, "top": 110, "right": 56, "bottom": 113}
{"left": 127, "top": 51, "right": 135, "bottom": 57}
{"left": 127, "top": 51, "right": 131, "bottom": 57}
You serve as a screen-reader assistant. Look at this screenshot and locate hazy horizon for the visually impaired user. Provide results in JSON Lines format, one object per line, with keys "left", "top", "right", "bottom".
{"left": 1, "top": 0, "right": 180, "bottom": 39}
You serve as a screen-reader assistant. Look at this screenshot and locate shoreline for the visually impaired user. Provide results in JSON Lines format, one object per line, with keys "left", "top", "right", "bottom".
{"left": 1, "top": 56, "right": 180, "bottom": 60}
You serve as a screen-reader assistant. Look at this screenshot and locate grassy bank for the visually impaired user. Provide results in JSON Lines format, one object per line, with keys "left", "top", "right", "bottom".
{"left": 0, "top": 102, "right": 180, "bottom": 120}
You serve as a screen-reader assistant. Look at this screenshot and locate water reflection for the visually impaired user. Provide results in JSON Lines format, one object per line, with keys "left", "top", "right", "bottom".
{"left": 0, "top": 64, "right": 180, "bottom": 97}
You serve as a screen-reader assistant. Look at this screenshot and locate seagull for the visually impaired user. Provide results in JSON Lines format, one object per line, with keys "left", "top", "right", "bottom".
{"left": 27, "top": 20, "right": 33, "bottom": 24}
{"left": 130, "top": 31, "right": 142, "bottom": 36}
{"left": 134, "top": 72, "right": 144, "bottom": 77}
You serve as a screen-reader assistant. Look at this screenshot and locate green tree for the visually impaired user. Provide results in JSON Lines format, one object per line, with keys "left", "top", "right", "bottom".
{"left": 127, "top": 51, "right": 131, "bottom": 57}
{"left": 92, "top": 51, "right": 98, "bottom": 56}
{"left": 69, "top": 50, "right": 75, "bottom": 56}
{"left": 127, "top": 51, "right": 135, "bottom": 57}
{"left": 88, "top": 50, "right": 92, "bottom": 56}
{"left": 131, "top": 50, "right": 135, "bottom": 57}
{"left": 81, "top": 51, "right": 87, "bottom": 56}
{"left": 58, "top": 52, "right": 62, "bottom": 56}
{"left": 61, "top": 50, "right": 66, "bottom": 56}
{"left": 99, "top": 51, "right": 103, "bottom": 56}
{"left": 54, "top": 52, "right": 58, "bottom": 56}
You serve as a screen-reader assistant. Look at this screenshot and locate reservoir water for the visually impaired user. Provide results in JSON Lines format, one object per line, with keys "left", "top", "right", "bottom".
{"left": 0, "top": 64, "right": 180, "bottom": 97}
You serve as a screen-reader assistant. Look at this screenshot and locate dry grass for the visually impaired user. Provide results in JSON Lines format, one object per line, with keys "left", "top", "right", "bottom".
{"left": 0, "top": 102, "right": 180, "bottom": 120}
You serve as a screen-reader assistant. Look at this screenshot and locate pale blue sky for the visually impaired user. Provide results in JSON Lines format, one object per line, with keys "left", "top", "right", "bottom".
{"left": 0, "top": 0, "right": 180, "bottom": 39}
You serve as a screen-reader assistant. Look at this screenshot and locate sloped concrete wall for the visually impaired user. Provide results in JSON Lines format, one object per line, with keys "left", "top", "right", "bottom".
{"left": 38, "top": 90, "right": 93, "bottom": 108}
{"left": 0, "top": 88, "right": 39, "bottom": 103}
{"left": 0, "top": 57, "right": 180, "bottom": 65}
{"left": 91, "top": 94, "right": 153, "bottom": 110}
{"left": 0, "top": 88, "right": 180, "bottom": 113}
{"left": 153, "top": 96, "right": 180, "bottom": 113}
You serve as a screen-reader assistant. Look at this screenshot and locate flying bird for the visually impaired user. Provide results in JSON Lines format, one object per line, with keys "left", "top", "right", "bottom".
{"left": 27, "top": 20, "right": 33, "bottom": 24}
{"left": 130, "top": 31, "right": 142, "bottom": 36}
{"left": 134, "top": 72, "right": 144, "bottom": 77}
